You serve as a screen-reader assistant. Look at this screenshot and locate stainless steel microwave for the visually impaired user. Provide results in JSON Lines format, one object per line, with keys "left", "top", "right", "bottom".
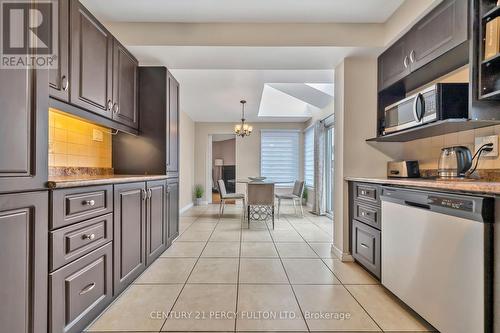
{"left": 383, "top": 83, "right": 468, "bottom": 135}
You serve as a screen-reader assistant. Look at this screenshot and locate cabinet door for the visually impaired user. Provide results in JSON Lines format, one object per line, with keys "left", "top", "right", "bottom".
{"left": 378, "top": 36, "right": 410, "bottom": 91}
{"left": 70, "top": 0, "right": 113, "bottom": 118}
{"left": 146, "top": 180, "right": 167, "bottom": 265}
{"left": 167, "top": 179, "right": 179, "bottom": 245}
{"left": 112, "top": 39, "right": 139, "bottom": 129}
{"left": 49, "top": 0, "right": 69, "bottom": 101}
{"left": 352, "top": 220, "right": 380, "bottom": 279}
{"left": 113, "top": 182, "right": 146, "bottom": 295}
{"left": 0, "top": 191, "right": 48, "bottom": 333}
{"left": 408, "top": 0, "right": 468, "bottom": 72}
{"left": 166, "top": 72, "right": 180, "bottom": 177}
{"left": 0, "top": 67, "right": 47, "bottom": 193}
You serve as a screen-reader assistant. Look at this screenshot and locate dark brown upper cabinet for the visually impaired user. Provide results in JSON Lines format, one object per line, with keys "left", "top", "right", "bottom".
{"left": 146, "top": 180, "right": 168, "bottom": 265}
{"left": 112, "top": 40, "right": 139, "bottom": 129}
{"left": 70, "top": 0, "right": 113, "bottom": 119}
{"left": 378, "top": 37, "right": 411, "bottom": 90}
{"left": 167, "top": 71, "right": 180, "bottom": 177}
{"left": 0, "top": 191, "right": 48, "bottom": 333}
{"left": 408, "top": 0, "right": 468, "bottom": 72}
{"left": 167, "top": 178, "right": 179, "bottom": 245}
{"left": 49, "top": 0, "right": 70, "bottom": 102}
{"left": 113, "top": 182, "right": 146, "bottom": 295}
{"left": 0, "top": 67, "right": 48, "bottom": 193}
{"left": 378, "top": 0, "right": 468, "bottom": 91}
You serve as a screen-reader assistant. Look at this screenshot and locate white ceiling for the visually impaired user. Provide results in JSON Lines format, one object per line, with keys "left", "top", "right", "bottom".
{"left": 170, "top": 69, "right": 333, "bottom": 122}
{"left": 81, "top": 0, "right": 405, "bottom": 23}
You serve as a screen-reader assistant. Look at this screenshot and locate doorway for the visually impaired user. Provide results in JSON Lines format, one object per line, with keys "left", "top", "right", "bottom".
{"left": 211, "top": 134, "right": 236, "bottom": 204}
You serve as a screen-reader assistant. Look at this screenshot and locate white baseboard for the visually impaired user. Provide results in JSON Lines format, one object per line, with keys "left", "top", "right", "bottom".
{"left": 179, "top": 202, "right": 193, "bottom": 214}
{"left": 332, "top": 244, "right": 354, "bottom": 262}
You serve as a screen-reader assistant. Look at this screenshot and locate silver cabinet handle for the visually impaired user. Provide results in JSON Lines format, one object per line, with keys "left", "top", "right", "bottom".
{"left": 360, "top": 190, "right": 367, "bottom": 195}
{"left": 148, "top": 189, "right": 152, "bottom": 199}
{"left": 360, "top": 211, "right": 367, "bottom": 216}
{"left": 82, "top": 233, "right": 96, "bottom": 240}
{"left": 79, "top": 282, "right": 96, "bottom": 295}
{"left": 142, "top": 189, "right": 147, "bottom": 200}
{"left": 403, "top": 56, "right": 409, "bottom": 68}
{"left": 112, "top": 103, "right": 119, "bottom": 114}
{"left": 61, "top": 75, "right": 69, "bottom": 91}
{"left": 107, "top": 99, "right": 113, "bottom": 111}
{"left": 84, "top": 200, "right": 95, "bottom": 206}
{"left": 409, "top": 50, "right": 416, "bottom": 63}
{"left": 360, "top": 243, "right": 369, "bottom": 249}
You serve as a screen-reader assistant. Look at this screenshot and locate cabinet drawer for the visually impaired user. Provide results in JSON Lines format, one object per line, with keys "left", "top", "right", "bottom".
{"left": 354, "top": 183, "right": 380, "bottom": 205}
{"left": 50, "top": 213, "right": 113, "bottom": 271}
{"left": 353, "top": 200, "right": 381, "bottom": 230}
{"left": 50, "top": 243, "right": 113, "bottom": 333}
{"left": 51, "top": 185, "right": 113, "bottom": 229}
{"left": 352, "top": 220, "right": 381, "bottom": 279}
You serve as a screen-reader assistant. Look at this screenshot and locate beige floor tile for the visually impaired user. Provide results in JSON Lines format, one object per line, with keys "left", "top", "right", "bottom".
{"left": 210, "top": 229, "right": 241, "bottom": 242}
{"left": 202, "top": 241, "right": 240, "bottom": 257}
{"left": 241, "top": 230, "right": 272, "bottom": 242}
{"left": 298, "top": 231, "right": 332, "bottom": 242}
{"left": 240, "top": 242, "right": 278, "bottom": 258}
{"left": 293, "top": 285, "right": 380, "bottom": 332}
{"left": 162, "top": 284, "right": 237, "bottom": 332}
{"left": 236, "top": 284, "right": 307, "bottom": 332}
{"left": 275, "top": 243, "right": 318, "bottom": 258}
{"left": 161, "top": 242, "right": 206, "bottom": 258}
{"left": 283, "top": 259, "right": 341, "bottom": 285}
{"left": 176, "top": 229, "right": 213, "bottom": 242}
{"left": 188, "top": 222, "right": 218, "bottom": 231}
{"left": 89, "top": 284, "right": 182, "bottom": 332}
{"left": 323, "top": 259, "right": 379, "bottom": 285}
{"left": 309, "top": 243, "right": 337, "bottom": 258}
{"left": 194, "top": 217, "right": 220, "bottom": 223}
{"left": 346, "top": 285, "right": 434, "bottom": 332}
{"left": 270, "top": 230, "right": 305, "bottom": 242}
{"left": 188, "top": 258, "right": 239, "bottom": 283}
{"left": 239, "top": 258, "right": 288, "bottom": 284}
{"left": 135, "top": 258, "right": 197, "bottom": 284}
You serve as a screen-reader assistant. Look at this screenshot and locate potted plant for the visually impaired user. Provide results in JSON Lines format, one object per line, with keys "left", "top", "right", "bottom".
{"left": 194, "top": 185, "right": 204, "bottom": 205}
{"left": 302, "top": 187, "right": 308, "bottom": 206}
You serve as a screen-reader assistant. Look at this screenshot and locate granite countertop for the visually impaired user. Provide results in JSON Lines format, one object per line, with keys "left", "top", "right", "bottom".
{"left": 345, "top": 176, "right": 500, "bottom": 195}
{"left": 47, "top": 174, "right": 170, "bottom": 189}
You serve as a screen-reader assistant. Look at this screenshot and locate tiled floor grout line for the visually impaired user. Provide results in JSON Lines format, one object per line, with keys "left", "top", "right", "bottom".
{"left": 158, "top": 207, "right": 223, "bottom": 332}
{"left": 233, "top": 210, "right": 245, "bottom": 332}
{"left": 266, "top": 214, "right": 312, "bottom": 333}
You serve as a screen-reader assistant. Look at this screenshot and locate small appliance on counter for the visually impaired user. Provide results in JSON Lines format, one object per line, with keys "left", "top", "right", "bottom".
{"left": 387, "top": 160, "right": 420, "bottom": 178}
{"left": 383, "top": 83, "right": 468, "bottom": 135}
{"left": 437, "top": 144, "right": 494, "bottom": 178}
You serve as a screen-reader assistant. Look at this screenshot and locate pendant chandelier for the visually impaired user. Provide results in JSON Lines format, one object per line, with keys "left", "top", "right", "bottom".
{"left": 234, "top": 100, "right": 252, "bottom": 137}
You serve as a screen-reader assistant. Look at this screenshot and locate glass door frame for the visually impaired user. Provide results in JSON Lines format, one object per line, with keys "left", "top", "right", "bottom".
{"left": 324, "top": 125, "right": 334, "bottom": 218}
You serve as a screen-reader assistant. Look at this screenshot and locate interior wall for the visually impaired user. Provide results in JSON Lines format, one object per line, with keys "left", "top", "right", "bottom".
{"left": 179, "top": 110, "right": 196, "bottom": 210}
{"left": 333, "top": 57, "right": 391, "bottom": 260}
{"left": 194, "top": 122, "right": 305, "bottom": 202}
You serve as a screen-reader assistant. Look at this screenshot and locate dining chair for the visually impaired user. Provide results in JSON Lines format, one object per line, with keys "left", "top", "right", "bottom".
{"left": 275, "top": 180, "right": 305, "bottom": 218}
{"left": 247, "top": 183, "right": 275, "bottom": 229}
{"left": 217, "top": 179, "right": 246, "bottom": 219}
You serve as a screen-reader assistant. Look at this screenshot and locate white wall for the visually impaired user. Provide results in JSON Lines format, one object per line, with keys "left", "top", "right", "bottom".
{"left": 194, "top": 122, "right": 305, "bottom": 202}
{"left": 179, "top": 111, "right": 196, "bottom": 211}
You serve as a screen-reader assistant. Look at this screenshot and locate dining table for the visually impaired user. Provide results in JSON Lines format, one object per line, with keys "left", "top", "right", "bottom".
{"left": 236, "top": 179, "right": 276, "bottom": 228}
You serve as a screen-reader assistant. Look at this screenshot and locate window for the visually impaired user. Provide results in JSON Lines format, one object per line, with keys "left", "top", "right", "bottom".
{"left": 304, "top": 127, "right": 314, "bottom": 187}
{"left": 260, "top": 130, "right": 299, "bottom": 184}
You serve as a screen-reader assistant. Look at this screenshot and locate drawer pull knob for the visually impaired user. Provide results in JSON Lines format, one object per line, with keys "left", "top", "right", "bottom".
{"left": 79, "top": 282, "right": 96, "bottom": 295}
{"left": 84, "top": 200, "right": 96, "bottom": 206}
{"left": 361, "top": 212, "right": 366, "bottom": 216}
{"left": 360, "top": 243, "right": 369, "bottom": 249}
{"left": 360, "top": 190, "right": 367, "bottom": 195}
{"left": 82, "top": 233, "right": 96, "bottom": 240}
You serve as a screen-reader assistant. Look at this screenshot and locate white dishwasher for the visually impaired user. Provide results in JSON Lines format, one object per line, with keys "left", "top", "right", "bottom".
{"left": 380, "top": 187, "right": 494, "bottom": 333}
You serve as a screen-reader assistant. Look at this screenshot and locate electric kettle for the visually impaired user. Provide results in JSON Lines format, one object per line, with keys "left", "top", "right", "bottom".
{"left": 437, "top": 146, "right": 472, "bottom": 178}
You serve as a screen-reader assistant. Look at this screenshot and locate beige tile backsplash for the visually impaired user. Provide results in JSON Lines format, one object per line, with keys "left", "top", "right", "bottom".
{"left": 400, "top": 125, "right": 500, "bottom": 170}
{"left": 48, "top": 109, "right": 112, "bottom": 168}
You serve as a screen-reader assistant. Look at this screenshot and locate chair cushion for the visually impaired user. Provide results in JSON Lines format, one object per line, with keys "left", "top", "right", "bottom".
{"left": 275, "top": 194, "right": 299, "bottom": 200}
{"left": 222, "top": 193, "right": 245, "bottom": 199}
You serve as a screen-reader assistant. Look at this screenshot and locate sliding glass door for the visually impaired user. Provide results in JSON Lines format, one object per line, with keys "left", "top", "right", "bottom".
{"left": 324, "top": 126, "right": 334, "bottom": 217}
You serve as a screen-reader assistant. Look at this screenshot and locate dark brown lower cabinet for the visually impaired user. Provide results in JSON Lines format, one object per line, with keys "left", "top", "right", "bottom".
{"left": 352, "top": 219, "right": 381, "bottom": 279}
{"left": 167, "top": 178, "right": 180, "bottom": 245}
{"left": 113, "top": 182, "right": 146, "bottom": 295}
{"left": 0, "top": 191, "right": 48, "bottom": 333}
{"left": 50, "top": 243, "right": 113, "bottom": 333}
{"left": 146, "top": 180, "right": 168, "bottom": 265}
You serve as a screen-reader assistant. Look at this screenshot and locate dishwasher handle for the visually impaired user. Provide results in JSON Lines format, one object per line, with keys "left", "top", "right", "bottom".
{"left": 404, "top": 200, "right": 430, "bottom": 210}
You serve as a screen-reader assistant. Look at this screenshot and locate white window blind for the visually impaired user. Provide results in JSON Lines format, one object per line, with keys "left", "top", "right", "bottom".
{"left": 304, "top": 127, "right": 314, "bottom": 187}
{"left": 260, "top": 130, "right": 299, "bottom": 184}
